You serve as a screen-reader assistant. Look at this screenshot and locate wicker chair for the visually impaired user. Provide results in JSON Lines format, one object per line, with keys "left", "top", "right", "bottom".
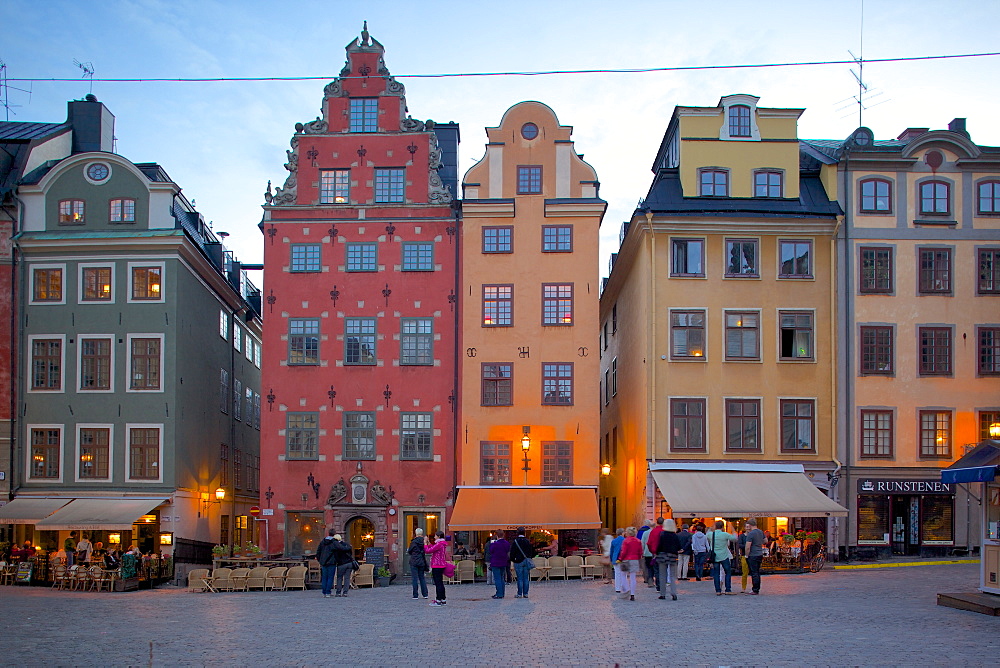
{"left": 456, "top": 560, "right": 476, "bottom": 584}
{"left": 229, "top": 567, "right": 251, "bottom": 592}
{"left": 530, "top": 556, "right": 547, "bottom": 580}
{"left": 264, "top": 566, "right": 287, "bottom": 591}
{"left": 352, "top": 563, "right": 375, "bottom": 588}
{"left": 584, "top": 554, "right": 605, "bottom": 580}
{"left": 565, "top": 555, "right": 584, "bottom": 579}
{"left": 187, "top": 568, "right": 210, "bottom": 592}
{"left": 245, "top": 566, "right": 269, "bottom": 591}
{"left": 547, "top": 556, "right": 567, "bottom": 580}
{"left": 284, "top": 565, "right": 308, "bottom": 591}
{"left": 209, "top": 567, "right": 234, "bottom": 592}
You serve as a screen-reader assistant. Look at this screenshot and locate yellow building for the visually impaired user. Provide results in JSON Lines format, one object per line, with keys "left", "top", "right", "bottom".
{"left": 601, "top": 95, "right": 847, "bottom": 547}
{"left": 449, "top": 102, "right": 605, "bottom": 549}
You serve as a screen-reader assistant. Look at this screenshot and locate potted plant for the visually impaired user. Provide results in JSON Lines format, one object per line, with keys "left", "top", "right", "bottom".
{"left": 376, "top": 566, "right": 391, "bottom": 587}
{"left": 211, "top": 544, "right": 229, "bottom": 560}
{"left": 243, "top": 542, "right": 262, "bottom": 559}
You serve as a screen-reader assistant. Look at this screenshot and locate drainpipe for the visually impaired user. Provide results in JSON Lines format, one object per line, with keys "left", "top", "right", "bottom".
{"left": 829, "top": 212, "right": 844, "bottom": 558}
{"left": 841, "top": 150, "right": 854, "bottom": 560}
{"left": 644, "top": 209, "right": 656, "bottom": 515}
{"left": 450, "top": 200, "right": 461, "bottom": 524}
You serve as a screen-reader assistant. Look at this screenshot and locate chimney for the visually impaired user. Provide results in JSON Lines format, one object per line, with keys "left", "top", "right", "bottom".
{"left": 68, "top": 95, "right": 116, "bottom": 153}
{"left": 896, "top": 127, "right": 929, "bottom": 141}
{"left": 947, "top": 118, "right": 969, "bottom": 138}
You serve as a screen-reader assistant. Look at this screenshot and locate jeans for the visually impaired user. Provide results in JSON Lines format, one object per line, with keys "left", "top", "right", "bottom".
{"left": 514, "top": 560, "right": 532, "bottom": 597}
{"left": 491, "top": 567, "right": 507, "bottom": 597}
{"left": 410, "top": 565, "right": 428, "bottom": 598}
{"left": 656, "top": 554, "right": 677, "bottom": 598}
{"left": 693, "top": 551, "right": 708, "bottom": 579}
{"left": 432, "top": 567, "right": 446, "bottom": 601}
{"left": 746, "top": 555, "right": 763, "bottom": 593}
{"left": 711, "top": 558, "right": 733, "bottom": 593}
{"left": 335, "top": 563, "right": 352, "bottom": 595}
{"left": 320, "top": 564, "right": 336, "bottom": 595}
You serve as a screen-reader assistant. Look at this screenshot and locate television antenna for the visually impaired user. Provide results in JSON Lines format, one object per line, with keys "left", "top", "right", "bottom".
{"left": 832, "top": 2, "right": 890, "bottom": 126}
{"left": 73, "top": 58, "right": 95, "bottom": 94}
{"left": 0, "top": 60, "right": 32, "bottom": 121}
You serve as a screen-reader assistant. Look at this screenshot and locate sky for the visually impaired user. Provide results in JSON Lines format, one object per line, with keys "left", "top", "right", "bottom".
{"left": 3, "top": 0, "right": 998, "bottom": 282}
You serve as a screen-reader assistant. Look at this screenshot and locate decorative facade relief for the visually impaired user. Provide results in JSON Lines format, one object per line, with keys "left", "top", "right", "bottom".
{"left": 427, "top": 132, "right": 452, "bottom": 204}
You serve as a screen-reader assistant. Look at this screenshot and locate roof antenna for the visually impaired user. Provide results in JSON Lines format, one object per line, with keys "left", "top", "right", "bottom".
{"left": 73, "top": 58, "right": 95, "bottom": 94}
{"left": 0, "top": 60, "right": 30, "bottom": 121}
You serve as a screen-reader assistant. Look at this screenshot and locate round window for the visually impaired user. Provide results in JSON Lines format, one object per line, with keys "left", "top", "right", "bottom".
{"left": 86, "top": 162, "right": 110, "bottom": 182}
{"left": 521, "top": 123, "right": 539, "bottom": 140}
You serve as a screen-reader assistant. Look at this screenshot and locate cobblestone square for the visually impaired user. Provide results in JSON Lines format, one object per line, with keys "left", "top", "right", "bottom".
{"left": 1, "top": 563, "right": 998, "bottom": 667}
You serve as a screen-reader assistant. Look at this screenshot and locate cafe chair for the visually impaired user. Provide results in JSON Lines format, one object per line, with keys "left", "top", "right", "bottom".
{"left": 547, "top": 556, "right": 567, "bottom": 580}
{"left": 210, "top": 567, "right": 234, "bottom": 592}
{"left": 352, "top": 563, "right": 375, "bottom": 588}
{"left": 284, "top": 565, "right": 308, "bottom": 591}
{"left": 229, "top": 567, "right": 251, "bottom": 592}
{"left": 565, "top": 555, "right": 584, "bottom": 579}
{"left": 530, "top": 556, "right": 547, "bottom": 581}
{"left": 187, "top": 568, "right": 210, "bottom": 592}
{"left": 245, "top": 566, "right": 270, "bottom": 591}
{"left": 456, "top": 560, "right": 476, "bottom": 584}
{"left": 264, "top": 566, "right": 287, "bottom": 591}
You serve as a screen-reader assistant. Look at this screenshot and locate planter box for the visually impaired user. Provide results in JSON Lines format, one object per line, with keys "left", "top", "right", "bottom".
{"left": 377, "top": 577, "right": 391, "bottom": 587}
{"left": 114, "top": 577, "right": 140, "bottom": 592}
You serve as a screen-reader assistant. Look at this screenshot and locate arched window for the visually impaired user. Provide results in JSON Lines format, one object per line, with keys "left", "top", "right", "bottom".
{"left": 978, "top": 180, "right": 1000, "bottom": 214}
{"left": 729, "top": 105, "right": 751, "bottom": 137}
{"left": 859, "top": 178, "right": 892, "bottom": 213}
{"left": 919, "top": 180, "right": 950, "bottom": 215}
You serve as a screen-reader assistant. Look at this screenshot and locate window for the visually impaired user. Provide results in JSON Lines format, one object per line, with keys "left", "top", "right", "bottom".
{"left": 671, "top": 239, "right": 704, "bottom": 276}
{"left": 779, "top": 311, "right": 814, "bottom": 360}
{"left": 344, "top": 412, "right": 375, "bottom": 460}
{"left": 245, "top": 387, "right": 254, "bottom": 425}
{"left": 860, "top": 410, "right": 893, "bottom": 458}
{"left": 612, "top": 304, "right": 617, "bottom": 333}
{"left": 918, "top": 327, "right": 951, "bottom": 376}
{"left": 729, "top": 105, "right": 751, "bottom": 137}
{"left": 920, "top": 180, "right": 950, "bottom": 215}
{"left": 233, "top": 325, "right": 242, "bottom": 353}
{"left": 346, "top": 242, "right": 377, "bottom": 271}
{"left": 78, "top": 427, "right": 110, "bottom": 479}
{"left": 980, "top": 412, "right": 1000, "bottom": 441}
{"left": 400, "top": 318, "right": 433, "bottom": 365}
{"left": 288, "top": 319, "right": 319, "bottom": 365}
{"left": 345, "top": 318, "right": 376, "bottom": 364}
{"left": 754, "top": 170, "right": 782, "bottom": 197}
{"left": 725, "top": 399, "right": 760, "bottom": 451}
{"left": 233, "top": 378, "right": 243, "bottom": 421}
{"left": 919, "top": 248, "right": 951, "bottom": 293}
{"left": 131, "top": 266, "right": 162, "bottom": 300}
{"left": 603, "top": 368, "right": 610, "bottom": 405}
{"left": 517, "top": 166, "right": 542, "bottom": 194}
{"left": 31, "top": 338, "right": 62, "bottom": 390}
{"left": 779, "top": 240, "right": 812, "bottom": 278}
{"left": 670, "top": 399, "right": 706, "bottom": 451}
{"left": 611, "top": 357, "right": 617, "bottom": 396}
{"left": 699, "top": 169, "right": 728, "bottom": 196}
{"left": 320, "top": 169, "right": 350, "bottom": 204}
{"left": 80, "top": 337, "right": 112, "bottom": 390}
{"left": 374, "top": 168, "right": 404, "bottom": 203}
{"left": 219, "top": 310, "right": 229, "bottom": 339}
{"left": 670, "top": 310, "right": 706, "bottom": 359}
{"left": 219, "top": 369, "right": 229, "bottom": 414}
{"left": 919, "top": 411, "right": 951, "bottom": 458}
{"left": 234, "top": 448, "right": 242, "bottom": 489}
{"left": 860, "top": 326, "right": 893, "bottom": 375}
{"left": 58, "top": 199, "right": 85, "bottom": 224}
{"left": 860, "top": 179, "right": 892, "bottom": 213}
{"left": 480, "top": 442, "right": 511, "bottom": 484}
{"left": 33, "top": 267, "right": 63, "bottom": 302}
{"left": 521, "top": 123, "right": 539, "bottom": 140}
{"left": 290, "top": 244, "right": 321, "bottom": 272}
{"left": 725, "top": 239, "right": 758, "bottom": 277}
{"left": 979, "top": 327, "right": 1000, "bottom": 376}
{"left": 483, "top": 285, "right": 512, "bottom": 326}
{"left": 542, "top": 284, "right": 573, "bottom": 325}
{"left": 349, "top": 98, "right": 378, "bottom": 132}
{"left": 109, "top": 198, "right": 135, "bottom": 223}
{"left": 401, "top": 413, "right": 432, "bottom": 460}
{"left": 855, "top": 247, "right": 893, "bottom": 294}
{"left": 780, "top": 399, "right": 815, "bottom": 452}
{"left": 129, "top": 337, "right": 161, "bottom": 390}
{"left": 481, "top": 363, "right": 512, "bottom": 406}
{"left": 978, "top": 249, "right": 1000, "bottom": 294}
{"left": 542, "top": 225, "right": 572, "bottom": 252}
{"left": 483, "top": 226, "right": 512, "bottom": 253}
{"left": 725, "top": 311, "right": 759, "bottom": 360}
{"left": 253, "top": 392, "right": 261, "bottom": 430}
{"left": 129, "top": 427, "right": 160, "bottom": 480}
{"left": 542, "top": 441, "right": 573, "bottom": 485}
{"left": 245, "top": 334, "right": 254, "bottom": 361}
{"left": 542, "top": 363, "right": 573, "bottom": 405}
{"left": 286, "top": 413, "right": 318, "bottom": 459}
{"left": 81, "top": 267, "right": 112, "bottom": 301}
{"left": 979, "top": 181, "right": 1000, "bottom": 214}
{"left": 402, "top": 242, "right": 433, "bottom": 271}
{"left": 30, "top": 428, "right": 60, "bottom": 479}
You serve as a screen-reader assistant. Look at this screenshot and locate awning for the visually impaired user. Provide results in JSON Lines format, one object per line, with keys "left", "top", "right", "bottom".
{"left": 449, "top": 487, "right": 601, "bottom": 530}
{"left": 34, "top": 498, "right": 167, "bottom": 531}
{"left": 942, "top": 442, "right": 1000, "bottom": 484}
{"left": 651, "top": 464, "right": 848, "bottom": 518}
{"left": 0, "top": 498, "right": 72, "bottom": 524}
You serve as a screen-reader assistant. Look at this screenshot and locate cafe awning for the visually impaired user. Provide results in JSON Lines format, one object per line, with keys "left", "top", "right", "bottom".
{"left": 34, "top": 498, "right": 167, "bottom": 531}
{"left": 941, "top": 442, "right": 1000, "bottom": 484}
{"left": 0, "top": 497, "right": 72, "bottom": 524}
{"left": 650, "top": 463, "right": 848, "bottom": 518}
{"left": 449, "top": 486, "right": 601, "bottom": 530}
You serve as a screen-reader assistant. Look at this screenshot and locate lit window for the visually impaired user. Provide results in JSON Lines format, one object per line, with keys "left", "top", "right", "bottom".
{"left": 58, "top": 199, "right": 85, "bottom": 224}
{"left": 291, "top": 244, "right": 321, "bottom": 272}
{"left": 79, "top": 427, "right": 110, "bottom": 479}
{"left": 779, "top": 311, "right": 813, "bottom": 360}
{"left": 542, "top": 284, "right": 573, "bottom": 325}
{"left": 110, "top": 198, "right": 136, "bottom": 223}
{"left": 30, "top": 428, "right": 60, "bottom": 479}
{"left": 33, "top": 267, "right": 63, "bottom": 302}
{"left": 81, "top": 267, "right": 112, "bottom": 301}
{"left": 724, "top": 311, "right": 759, "bottom": 360}
{"left": 517, "top": 166, "right": 542, "bottom": 194}
{"left": 670, "top": 311, "right": 706, "bottom": 359}
{"left": 778, "top": 240, "right": 812, "bottom": 278}
{"left": 699, "top": 170, "right": 728, "bottom": 196}
{"left": 754, "top": 170, "right": 782, "bottom": 197}
{"left": 320, "top": 169, "right": 350, "bottom": 204}
{"left": 374, "top": 168, "right": 405, "bottom": 203}
{"left": 919, "top": 411, "right": 951, "bottom": 458}
{"left": 349, "top": 98, "right": 379, "bottom": 133}
{"left": 780, "top": 399, "right": 815, "bottom": 452}
{"left": 131, "top": 266, "right": 162, "bottom": 300}
{"left": 483, "top": 285, "right": 512, "bottom": 326}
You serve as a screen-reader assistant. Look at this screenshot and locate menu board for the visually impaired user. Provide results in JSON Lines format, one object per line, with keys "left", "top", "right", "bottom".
{"left": 15, "top": 562, "right": 33, "bottom": 584}
{"left": 364, "top": 547, "right": 385, "bottom": 567}
{"left": 559, "top": 529, "right": 597, "bottom": 553}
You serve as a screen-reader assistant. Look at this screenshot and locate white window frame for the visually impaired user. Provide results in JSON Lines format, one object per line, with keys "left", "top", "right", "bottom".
{"left": 126, "top": 333, "right": 165, "bottom": 394}
{"left": 245, "top": 333, "right": 254, "bottom": 361}
{"left": 77, "top": 263, "right": 116, "bottom": 304}
{"left": 126, "top": 260, "right": 166, "bottom": 304}
{"left": 233, "top": 324, "right": 242, "bottom": 353}
{"left": 25, "top": 423, "right": 64, "bottom": 482}
{"left": 29, "top": 263, "right": 67, "bottom": 305}
{"left": 77, "top": 334, "right": 116, "bottom": 393}
{"left": 74, "top": 423, "right": 115, "bottom": 482}
{"left": 219, "top": 310, "right": 229, "bottom": 339}
{"left": 125, "top": 422, "right": 164, "bottom": 483}
{"left": 719, "top": 95, "right": 761, "bottom": 141}
{"left": 27, "top": 333, "right": 66, "bottom": 394}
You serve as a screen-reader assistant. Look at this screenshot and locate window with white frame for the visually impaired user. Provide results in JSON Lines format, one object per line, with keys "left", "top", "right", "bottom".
{"left": 128, "top": 335, "right": 163, "bottom": 390}
{"left": 779, "top": 311, "right": 813, "bottom": 360}
{"left": 78, "top": 426, "right": 111, "bottom": 479}
{"left": 128, "top": 425, "right": 161, "bottom": 481}
{"left": 320, "top": 169, "right": 350, "bottom": 204}
{"left": 29, "top": 427, "right": 61, "bottom": 479}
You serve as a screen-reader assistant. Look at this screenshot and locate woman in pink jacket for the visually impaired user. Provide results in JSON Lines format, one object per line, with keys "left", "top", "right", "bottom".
{"left": 617, "top": 527, "right": 643, "bottom": 601}
{"left": 424, "top": 531, "right": 449, "bottom": 606}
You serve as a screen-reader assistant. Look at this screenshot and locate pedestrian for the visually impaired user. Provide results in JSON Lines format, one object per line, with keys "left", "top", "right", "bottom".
{"left": 645, "top": 517, "right": 664, "bottom": 590}
{"left": 599, "top": 527, "right": 614, "bottom": 583}
{"left": 655, "top": 518, "right": 680, "bottom": 601}
{"left": 331, "top": 534, "right": 354, "bottom": 597}
{"left": 424, "top": 531, "right": 449, "bottom": 606}
{"left": 609, "top": 528, "right": 625, "bottom": 593}
{"left": 510, "top": 527, "right": 536, "bottom": 599}
{"left": 737, "top": 525, "right": 750, "bottom": 593}
{"left": 743, "top": 518, "right": 765, "bottom": 595}
{"left": 691, "top": 523, "right": 709, "bottom": 581}
{"left": 76, "top": 533, "right": 93, "bottom": 565}
{"left": 636, "top": 519, "right": 654, "bottom": 586}
{"left": 407, "top": 528, "right": 429, "bottom": 600}
{"left": 676, "top": 523, "right": 692, "bottom": 580}
{"left": 316, "top": 529, "right": 340, "bottom": 598}
{"left": 64, "top": 531, "right": 77, "bottom": 567}
{"left": 485, "top": 534, "right": 495, "bottom": 585}
{"left": 488, "top": 530, "right": 511, "bottom": 599}
{"left": 618, "top": 527, "right": 642, "bottom": 601}
{"left": 708, "top": 520, "right": 736, "bottom": 595}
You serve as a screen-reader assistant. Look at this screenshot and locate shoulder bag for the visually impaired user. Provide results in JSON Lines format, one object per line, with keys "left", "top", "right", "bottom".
{"left": 706, "top": 532, "right": 717, "bottom": 564}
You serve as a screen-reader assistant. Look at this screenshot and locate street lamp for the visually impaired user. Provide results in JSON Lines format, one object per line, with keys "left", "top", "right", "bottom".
{"left": 521, "top": 426, "right": 531, "bottom": 485}
{"left": 200, "top": 487, "right": 226, "bottom": 517}
{"left": 601, "top": 463, "right": 612, "bottom": 476}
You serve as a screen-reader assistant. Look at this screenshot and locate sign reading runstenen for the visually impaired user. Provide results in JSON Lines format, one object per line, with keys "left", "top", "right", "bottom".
{"left": 856, "top": 478, "right": 954, "bottom": 495}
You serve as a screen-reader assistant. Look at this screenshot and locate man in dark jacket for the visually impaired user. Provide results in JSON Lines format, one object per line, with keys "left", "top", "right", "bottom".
{"left": 331, "top": 535, "right": 354, "bottom": 597}
{"left": 316, "top": 529, "right": 340, "bottom": 598}
{"left": 488, "top": 530, "right": 511, "bottom": 599}
{"left": 676, "top": 524, "right": 693, "bottom": 580}
{"left": 407, "top": 528, "right": 429, "bottom": 599}
{"left": 509, "top": 527, "right": 536, "bottom": 599}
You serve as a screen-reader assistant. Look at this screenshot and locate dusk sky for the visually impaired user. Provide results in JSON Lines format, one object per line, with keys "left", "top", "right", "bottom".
{"left": 3, "top": 0, "right": 998, "bottom": 279}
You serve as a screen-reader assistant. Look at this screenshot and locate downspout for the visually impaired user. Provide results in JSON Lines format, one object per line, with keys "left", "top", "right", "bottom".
{"left": 829, "top": 211, "right": 844, "bottom": 558}
{"left": 451, "top": 199, "right": 461, "bottom": 524}
{"left": 644, "top": 210, "right": 656, "bottom": 514}
{"left": 841, "top": 150, "right": 854, "bottom": 560}
{"left": 4, "top": 193, "right": 23, "bottom": 508}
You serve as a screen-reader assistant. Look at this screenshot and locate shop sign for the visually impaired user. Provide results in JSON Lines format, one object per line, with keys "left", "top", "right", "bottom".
{"left": 856, "top": 478, "right": 954, "bottom": 495}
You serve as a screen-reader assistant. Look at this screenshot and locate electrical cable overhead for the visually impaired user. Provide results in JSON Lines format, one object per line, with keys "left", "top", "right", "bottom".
{"left": 6, "top": 51, "right": 999, "bottom": 85}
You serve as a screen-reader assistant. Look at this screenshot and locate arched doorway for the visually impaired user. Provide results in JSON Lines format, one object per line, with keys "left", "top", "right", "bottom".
{"left": 347, "top": 516, "right": 375, "bottom": 560}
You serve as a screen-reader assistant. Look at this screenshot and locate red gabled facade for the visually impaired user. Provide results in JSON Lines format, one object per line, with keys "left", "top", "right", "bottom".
{"left": 259, "top": 26, "right": 458, "bottom": 572}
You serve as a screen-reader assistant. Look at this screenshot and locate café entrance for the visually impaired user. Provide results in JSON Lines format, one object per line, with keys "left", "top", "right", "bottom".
{"left": 891, "top": 496, "right": 920, "bottom": 556}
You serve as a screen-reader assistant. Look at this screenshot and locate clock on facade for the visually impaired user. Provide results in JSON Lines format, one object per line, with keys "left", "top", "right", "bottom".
{"left": 86, "top": 163, "right": 110, "bottom": 182}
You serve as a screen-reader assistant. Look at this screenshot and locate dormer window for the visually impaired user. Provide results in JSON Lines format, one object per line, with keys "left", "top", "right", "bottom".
{"left": 699, "top": 169, "right": 729, "bottom": 197}
{"left": 719, "top": 94, "right": 761, "bottom": 141}
{"left": 349, "top": 98, "right": 378, "bottom": 133}
{"left": 729, "top": 105, "right": 751, "bottom": 137}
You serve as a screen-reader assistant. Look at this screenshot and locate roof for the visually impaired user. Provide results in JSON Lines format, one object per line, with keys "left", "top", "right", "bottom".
{"left": 0, "top": 121, "right": 67, "bottom": 141}
{"left": 0, "top": 122, "right": 70, "bottom": 196}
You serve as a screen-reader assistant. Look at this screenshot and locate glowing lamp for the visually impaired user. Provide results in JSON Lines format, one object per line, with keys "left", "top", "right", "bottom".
{"left": 601, "top": 463, "right": 612, "bottom": 476}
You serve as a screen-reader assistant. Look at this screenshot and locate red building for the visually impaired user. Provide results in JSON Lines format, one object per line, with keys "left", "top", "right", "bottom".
{"left": 259, "top": 26, "right": 459, "bottom": 572}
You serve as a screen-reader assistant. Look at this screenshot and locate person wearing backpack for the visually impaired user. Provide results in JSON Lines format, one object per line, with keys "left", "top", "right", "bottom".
{"left": 407, "top": 528, "right": 429, "bottom": 600}
{"left": 509, "top": 527, "right": 536, "bottom": 599}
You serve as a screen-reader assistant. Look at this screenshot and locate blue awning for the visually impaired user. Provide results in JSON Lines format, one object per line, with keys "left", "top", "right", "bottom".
{"left": 941, "top": 442, "right": 1000, "bottom": 484}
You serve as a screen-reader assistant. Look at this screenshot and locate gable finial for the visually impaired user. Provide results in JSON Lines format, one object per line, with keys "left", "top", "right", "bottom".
{"left": 361, "top": 21, "right": 369, "bottom": 46}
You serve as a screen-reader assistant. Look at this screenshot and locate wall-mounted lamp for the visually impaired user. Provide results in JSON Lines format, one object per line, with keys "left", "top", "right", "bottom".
{"left": 200, "top": 487, "right": 226, "bottom": 516}
{"left": 990, "top": 422, "right": 1000, "bottom": 439}
{"left": 159, "top": 532, "right": 173, "bottom": 546}
{"left": 601, "top": 463, "right": 612, "bottom": 476}
{"left": 521, "top": 426, "right": 531, "bottom": 485}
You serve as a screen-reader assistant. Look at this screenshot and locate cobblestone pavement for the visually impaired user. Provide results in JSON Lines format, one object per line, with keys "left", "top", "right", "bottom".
{"left": 1, "top": 564, "right": 998, "bottom": 667}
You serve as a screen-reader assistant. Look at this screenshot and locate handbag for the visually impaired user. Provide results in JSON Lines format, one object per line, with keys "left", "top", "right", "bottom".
{"left": 706, "top": 533, "right": 717, "bottom": 564}
{"left": 443, "top": 562, "right": 456, "bottom": 578}
{"left": 351, "top": 559, "right": 360, "bottom": 571}
{"left": 618, "top": 560, "right": 631, "bottom": 573}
